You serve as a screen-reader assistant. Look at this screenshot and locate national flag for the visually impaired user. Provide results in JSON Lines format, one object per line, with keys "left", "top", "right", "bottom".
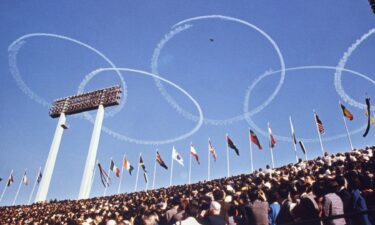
{"left": 364, "top": 111, "right": 375, "bottom": 125}
{"left": 139, "top": 156, "right": 147, "bottom": 173}
{"left": 249, "top": 130, "right": 262, "bottom": 150}
{"left": 299, "top": 141, "right": 307, "bottom": 155}
{"left": 98, "top": 163, "right": 110, "bottom": 188}
{"left": 22, "top": 171, "right": 28, "bottom": 185}
{"left": 268, "top": 123, "right": 276, "bottom": 148}
{"left": 7, "top": 174, "right": 14, "bottom": 187}
{"left": 37, "top": 172, "right": 42, "bottom": 184}
{"left": 341, "top": 104, "right": 353, "bottom": 121}
{"left": 208, "top": 139, "right": 217, "bottom": 161}
{"left": 190, "top": 144, "right": 200, "bottom": 164}
{"left": 156, "top": 151, "right": 168, "bottom": 170}
{"left": 172, "top": 147, "right": 184, "bottom": 166}
{"left": 110, "top": 160, "right": 120, "bottom": 177}
{"left": 290, "top": 116, "right": 297, "bottom": 145}
{"left": 143, "top": 172, "right": 148, "bottom": 183}
{"left": 363, "top": 98, "right": 371, "bottom": 137}
{"left": 315, "top": 113, "right": 325, "bottom": 134}
{"left": 123, "top": 158, "right": 134, "bottom": 175}
{"left": 227, "top": 136, "right": 240, "bottom": 155}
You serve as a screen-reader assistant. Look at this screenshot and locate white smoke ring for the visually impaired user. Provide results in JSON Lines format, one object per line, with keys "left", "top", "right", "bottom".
{"left": 8, "top": 33, "right": 127, "bottom": 118}
{"left": 335, "top": 28, "right": 375, "bottom": 111}
{"left": 79, "top": 68, "right": 204, "bottom": 145}
{"left": 151, "top": 15, "right": 286, "bottom": 126}
{"left": 244, "top": 65, "right": 368, "bottom": 143}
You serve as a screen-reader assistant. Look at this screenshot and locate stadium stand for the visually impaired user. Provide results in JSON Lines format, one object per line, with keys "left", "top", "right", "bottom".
{"left": 0, "top": 147, "right": 374, "bottom": 225}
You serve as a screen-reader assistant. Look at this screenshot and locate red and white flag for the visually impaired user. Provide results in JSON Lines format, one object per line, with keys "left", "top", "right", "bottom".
{"left": 190, "top": 144, "right": 200, "bottom": 164}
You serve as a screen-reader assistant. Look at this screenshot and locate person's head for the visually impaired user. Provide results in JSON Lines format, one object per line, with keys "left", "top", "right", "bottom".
{"left": 247, "top": 188, "right": 260, "bottom": 202}
{"left": 171, "top": 196, "right": 180, "bottom": 207}
{"left": 295, "top": 180, "right": 307, "bottom": 194}
{"left": 336, "top": 175, "right": 346, "bottom": 188}
{"left": 185, "top": 200, "right": 200, "bottom": 218}
{"left": 326, "top": 180, "right": 339, "bottom": 193}
{"left": 277, "top": 183, "right": 291, "bottom": 200}
{"left": 213, "top": 189, "right": 224, "bottom": 201}
{"left": 312, "top": 179, "right": 326, "bottom": 197}
{"left": 210, "top": 201, "right": 221, "bottom": 215}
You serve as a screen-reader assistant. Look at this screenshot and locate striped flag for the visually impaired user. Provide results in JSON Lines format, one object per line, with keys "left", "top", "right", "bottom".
{"left": 98, "top": 163, "right": 110, "bottom": 188}
{"left": 315, "top": 113, "right": 325, "bottom": 134}
{"left": 363, "top": 98, "right": 371, "bottom": 137}
{"left": 22, "top": 171, "right": 28, "bottom": 185}
{"left": 290, "top": 116, "right": 297, "bottom": 145}
{"left": 156, "top": 151, "right": 168, "bottom": 170}
{"left": 143, "top": 172, "right": 148, "bottom": 183}
{"left": 268, "top": 123, "right": 276, "bottom": 148}
{"left": 139, "top": 156, "right": 147, "bottom": 173}
{"left": 110, "top": 160, "right": 120, "bottom": 177}
{"left": 190, "top": 144, "right": 200, "bottom": 164}
{"left": 227, "top": 136, "right": 240, "bottom": 155}
{"left": 249, "top": 130, "right": 262, "bottom": 150}
{"left": 37, "top": 172, "right": 42, "bottom": 184}
{"left": 123, "top": 158, "right": 134, "bottom": 175}
{"left": 208, "top": 139, "right": 217, "bottom": 161}
{"left": 341, "top": 104, "right": 353, "bottom": 120}
{"left": 299, "top": 141, "right": 307, "bottom": 155}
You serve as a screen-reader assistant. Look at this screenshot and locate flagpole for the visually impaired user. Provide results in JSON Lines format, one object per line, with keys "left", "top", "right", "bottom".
{"left": 226, "top": 134, "right": 230, "bottom": 177}
{"left": 28, "top": 167, "right": 41, "bottom": 205}
{"left": 169, "top": 147, "right": 174, "bottom": 187}
{"left": 145, "top": 172, "right": 149, "bottom": 192}
{"left": 0, "top": 169, "right": 13, "bottom": 203}
{"left": 339, "top": 101, "right": 354, "bottom": 151}
{"left": 247, "top": 130, "right": 254, "bottom": 173}
{"left": 90, "top": 160, "right": 99, "bottom": 197}
{"left": 268, "top": 123, "right": 275, "bottom": 169}
{"left": 313, "top": 110, "right": 325, "bottom": 155}
{"left": 103, "top": 158, "right": 112, "bottom": 197}
{"left": 13, "top": 168, "right": 27, "bottom": 206}
{"left": 289, "top": 116, "right": 299, "bottom": 163}
{"left": 207, "top": 138, "right": 211, "bottom": 181}
{"left": 117, "top": 155, "right": 126, "bottom": 194}
{"left": 134, "top": 153, "right": 141, "bottom": 191}
{"left": 189, "top": 143, "right": 192, "bottom": 184}
{"left": 152, "top": 150, "right": 157, "bottom": 190}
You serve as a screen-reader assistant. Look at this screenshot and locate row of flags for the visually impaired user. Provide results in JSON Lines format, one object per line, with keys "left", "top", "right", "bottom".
{"left": 0, "top": 169, "right": 43, "bottom": 205}
{"left": 2, "top": 100, "right": 371, "bottom": 202}
{"left": 1, "top": 170, "right": 42, "bottom": 187}
{"left": 95, "top": 99, "right": 373, "bottom": 189}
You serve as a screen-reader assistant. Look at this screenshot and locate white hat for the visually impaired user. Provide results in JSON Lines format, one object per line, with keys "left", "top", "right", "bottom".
{"left": 107, "top": 219, "right": 117, "bottom": 225}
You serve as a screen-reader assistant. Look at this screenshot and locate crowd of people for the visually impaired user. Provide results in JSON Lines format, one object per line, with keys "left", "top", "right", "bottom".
{"left": 0, "top": 146, "right": 374, "bottom": 225}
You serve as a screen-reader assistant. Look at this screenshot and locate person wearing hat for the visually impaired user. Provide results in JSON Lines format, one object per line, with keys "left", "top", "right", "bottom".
{"left": 204, "top": 201, "right": 226, "bottom": 225}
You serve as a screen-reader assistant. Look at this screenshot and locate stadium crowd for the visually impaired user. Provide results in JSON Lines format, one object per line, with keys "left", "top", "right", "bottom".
{"left": 0, "top": 146, "right": 374, "bottom": 225}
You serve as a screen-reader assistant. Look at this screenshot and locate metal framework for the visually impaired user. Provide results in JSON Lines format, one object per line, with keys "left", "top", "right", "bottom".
{"left": 49, "top": 85, "right": 121, "bottom": 118}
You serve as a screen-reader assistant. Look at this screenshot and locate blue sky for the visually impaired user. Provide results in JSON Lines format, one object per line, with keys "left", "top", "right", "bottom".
{"left": 0, "top": 1, "right": 374, "bottom": 206}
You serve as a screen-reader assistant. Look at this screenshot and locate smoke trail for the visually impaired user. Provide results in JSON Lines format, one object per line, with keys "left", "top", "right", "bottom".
{"left": 151, "top": 15, "right": 286, "bottom": 126}
{"left": 80, "top": 68, "right": 204, "bottom": 145}
{"left": 334, "top": 28, "right": 375, "bottom": 111}
{"left": 8, "top": 33, "right": 127, "bottom": 118}
{"left": 243, "top": 65, "right": 369, "bottom": 143}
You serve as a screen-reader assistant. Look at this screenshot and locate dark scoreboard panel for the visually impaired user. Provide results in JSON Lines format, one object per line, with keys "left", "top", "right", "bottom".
{"left": 49, "top": 85, "right": 122, "bottom": 118}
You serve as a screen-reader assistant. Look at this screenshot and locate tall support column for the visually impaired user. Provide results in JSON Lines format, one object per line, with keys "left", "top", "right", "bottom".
{"left": 78, "top": 105, "right": 105, "bottom": 199}
{"left": 35, "top": 113, "right": 66, "bottom": 202}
